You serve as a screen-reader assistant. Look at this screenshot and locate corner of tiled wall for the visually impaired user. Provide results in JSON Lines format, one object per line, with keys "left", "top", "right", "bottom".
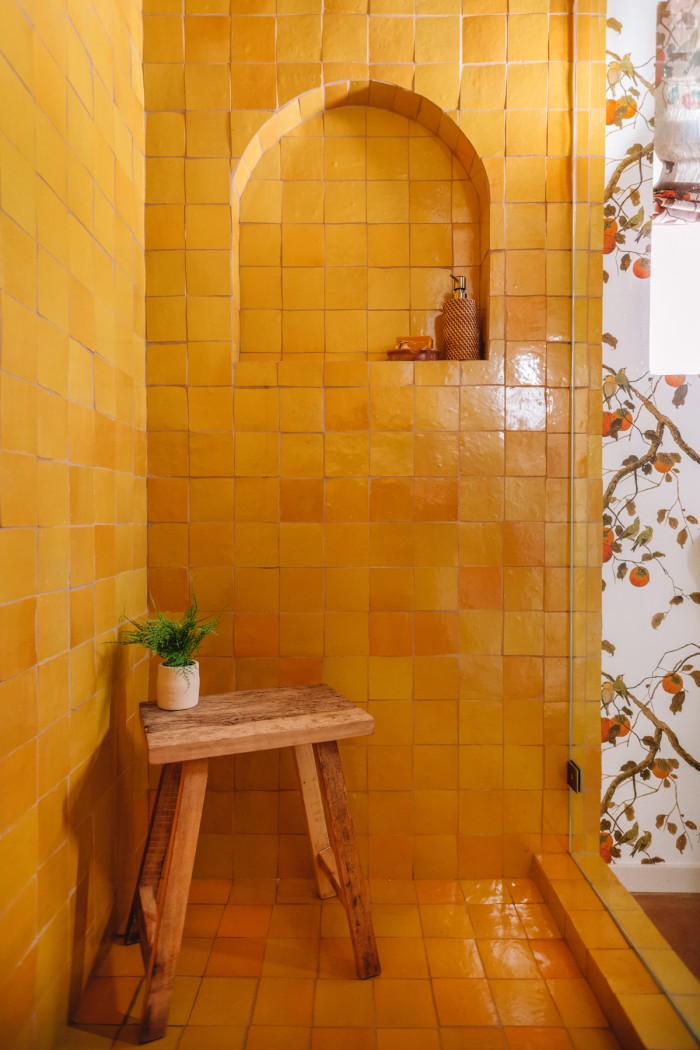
{"left": 0, "top": 1, "right": 147, "bottom": 1044}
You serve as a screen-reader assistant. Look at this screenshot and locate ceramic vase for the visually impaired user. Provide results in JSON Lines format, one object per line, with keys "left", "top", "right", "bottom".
{"left": 156, "top": 661, "right": 200, "bottom": 711}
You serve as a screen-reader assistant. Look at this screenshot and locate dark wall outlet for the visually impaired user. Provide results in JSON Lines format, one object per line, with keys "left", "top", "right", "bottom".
{"left": 566, "top": 759, "right": 582, "bottom": 793}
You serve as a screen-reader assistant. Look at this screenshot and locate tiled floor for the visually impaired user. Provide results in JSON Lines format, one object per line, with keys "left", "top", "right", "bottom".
{"left": 60, "top": 878, "right": 622, "bottom": 1049}
{"left": 634, "top": 893, "right": 700, "bottom": 980}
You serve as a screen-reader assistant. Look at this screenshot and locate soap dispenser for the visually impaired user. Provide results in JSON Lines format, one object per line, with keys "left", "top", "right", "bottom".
{"left": 442, "top": 274, "right": 480, "bottom": 360}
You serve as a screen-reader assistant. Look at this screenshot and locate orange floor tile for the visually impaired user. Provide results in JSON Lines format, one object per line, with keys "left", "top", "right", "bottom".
{"left": 59, "top": 879, "right": 622, "bottom": 1049}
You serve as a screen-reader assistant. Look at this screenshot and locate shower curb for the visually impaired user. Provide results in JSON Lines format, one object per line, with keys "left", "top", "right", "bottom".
{"left": 532, "top": 854, "right": 700, "bottom": 1049}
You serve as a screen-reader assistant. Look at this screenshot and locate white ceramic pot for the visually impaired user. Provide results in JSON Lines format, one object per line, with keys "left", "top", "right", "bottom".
{"left": 156, "top": 660, "right": 200, "bottom": 711}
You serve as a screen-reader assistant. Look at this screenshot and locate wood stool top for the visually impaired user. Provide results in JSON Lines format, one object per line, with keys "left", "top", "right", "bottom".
{"left": 139, "top": 684, "right": 374, "bottom": 765}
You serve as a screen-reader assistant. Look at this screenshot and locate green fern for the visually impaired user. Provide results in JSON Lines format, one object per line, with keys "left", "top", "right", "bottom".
{"left": 118, "top": 595, "right": 220, "bottom": 669}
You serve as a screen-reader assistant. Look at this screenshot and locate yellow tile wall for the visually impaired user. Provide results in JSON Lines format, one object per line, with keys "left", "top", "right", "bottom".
{"left": 0, "top": 1, "right": 147, "bottom": 1045}
{"left": 143, "top": 3, "right": 605, "bottom": 884}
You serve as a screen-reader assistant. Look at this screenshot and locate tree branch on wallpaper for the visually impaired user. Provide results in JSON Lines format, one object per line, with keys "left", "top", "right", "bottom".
{"left": 601, "top": 416, "right": 663, "bottom": 508}
{"left": 603, "top": 44, "right": 655, "bottom": 281}
{"left": 622, "top": 373, "right": 700, "bottom": 464}
{"left": 600, "top": 369, "right": 700, "bottom": 863}
{"left": 600, "top": 3, "right": 700, "bottom": 871}
{"left": 600, "top": 648, "right": 700, "bottom": 863}
{"left": 604, "top": 142, "right": 655, "bottom": 205}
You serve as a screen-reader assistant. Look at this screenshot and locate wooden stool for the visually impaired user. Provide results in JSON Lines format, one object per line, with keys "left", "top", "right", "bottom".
{"left": 125, "top": 684, "right": 380, "bottom": 1043}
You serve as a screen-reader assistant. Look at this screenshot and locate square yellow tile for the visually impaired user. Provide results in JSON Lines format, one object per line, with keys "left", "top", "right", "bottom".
{"left": 313, "top": 979, "right": 374, "bottom": 1027}
{"left": 186, "top": 978, "right": 257, "bottom": 1025}
{"left": 367, "top": 225, "right": 409, "bottom": 267}
{"left": 325, "top": 224, "right": 367, "bottom": 266}
{"left": 324, "top": 181, "right": 367, "bottom": 223}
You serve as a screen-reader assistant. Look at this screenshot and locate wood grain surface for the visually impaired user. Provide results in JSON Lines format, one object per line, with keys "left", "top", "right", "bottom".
{"left": 315, "top": 740, "right": 381, "bottom": 978}
{"left": 140, "top": 684, "right": 374, "bottom": 765}
{"left": 141, "top": 758, "right": 209, "bottom": 1042}
{"left": 294, "top": 743, "right": 338, "bottom": 900}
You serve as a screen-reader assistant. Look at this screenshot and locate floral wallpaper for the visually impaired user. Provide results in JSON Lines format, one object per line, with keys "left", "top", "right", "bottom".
{"left": 601, "top": 0, "right": 700, "bottom": 876}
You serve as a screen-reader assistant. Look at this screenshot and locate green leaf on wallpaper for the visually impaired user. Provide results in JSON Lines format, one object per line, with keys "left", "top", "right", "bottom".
{"left": 602, "top": 332, "right": 617, "bottom": 347}
{"left": 651, "top": 613, "right": 665, "bottom": 629}
{"left": 607, "top": 16, "right": 622, "bottom": 32}
{"left": 677, "top": 528, "right": 688, "bottom": 547}
{"left": 676, "top": 833, "right": 687, "bottom": 854}
{"left": 602, "top": 639, "right": 616, "bottom": 655}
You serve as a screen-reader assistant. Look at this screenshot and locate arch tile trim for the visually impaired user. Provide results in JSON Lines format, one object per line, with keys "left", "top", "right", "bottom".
{"left": 232, "top": 79, "right": 489, "bottom": 212}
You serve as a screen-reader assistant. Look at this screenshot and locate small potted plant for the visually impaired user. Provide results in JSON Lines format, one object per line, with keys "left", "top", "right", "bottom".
{"left": 118, "top": 595, "right": 220, "bottom": 711}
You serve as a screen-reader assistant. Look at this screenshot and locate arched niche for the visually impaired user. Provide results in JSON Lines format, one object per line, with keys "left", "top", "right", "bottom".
{"left": 231, "top": 80, "right": 494, "bottom": 361}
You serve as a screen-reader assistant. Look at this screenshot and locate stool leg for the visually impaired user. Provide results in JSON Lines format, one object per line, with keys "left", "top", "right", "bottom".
{"left": 294, "top": 743, "right": 337, "bottom": 900}
{"left": 140, "top": 758, "right": 208, "bottom": 1043}
{"left": 314, "top": 741, "right": 380, "bottom": 979}
{"left": 125, "top": 763, "right": 183, "bottom": 947}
